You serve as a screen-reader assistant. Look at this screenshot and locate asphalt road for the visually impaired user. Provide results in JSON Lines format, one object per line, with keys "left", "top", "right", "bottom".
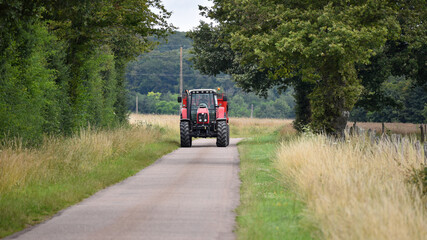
{"left": 8, "top": 138, "right": 242, "bottom": 240}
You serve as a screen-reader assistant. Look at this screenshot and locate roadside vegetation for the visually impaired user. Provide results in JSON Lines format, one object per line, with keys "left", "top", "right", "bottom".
{"left": 3, "top": 113, "right": 426, "bottom": 239}
{"left": 275, "top": 134, "right": 427, "bottom": 239}
{"left": 0, "top": 122, "right": 179, "bottom": 238}
{"left": 235, "top": 119, "right": 314, "bottom": 239}
{"left": 235, "top": 117, "right": 427, "bottom": 239}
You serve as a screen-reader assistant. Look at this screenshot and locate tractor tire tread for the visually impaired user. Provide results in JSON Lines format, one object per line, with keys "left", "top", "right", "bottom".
{"left": 216, "top": 121, "right": 228, "bottom": 147}
{"left": 180, "top": 121, "right": 192, "bottom": 147}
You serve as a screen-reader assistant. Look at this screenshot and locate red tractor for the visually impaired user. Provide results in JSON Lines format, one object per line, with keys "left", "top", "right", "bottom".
{"left": 177, "top": 89, "right": 230, "bottom": 147}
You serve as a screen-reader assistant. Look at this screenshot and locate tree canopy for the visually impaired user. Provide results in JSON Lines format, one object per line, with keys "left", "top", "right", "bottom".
{"left": 0, "top": 0, "right": 173, "bottom": 145}
{"left": 189, "top": 0, "right": 426, "bottom": 135}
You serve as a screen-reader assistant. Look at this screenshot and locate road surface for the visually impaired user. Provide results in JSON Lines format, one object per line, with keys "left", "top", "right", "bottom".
{"left": 7, "top": 138, "right": 242, "bottom": 240}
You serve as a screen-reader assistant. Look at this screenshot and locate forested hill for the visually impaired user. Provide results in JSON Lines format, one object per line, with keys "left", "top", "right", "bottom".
{"left": 125, "top": 32, "right": 296, "bottom": 119}
{"left": 126, "top": 32, "right": 231, "bottom": 94}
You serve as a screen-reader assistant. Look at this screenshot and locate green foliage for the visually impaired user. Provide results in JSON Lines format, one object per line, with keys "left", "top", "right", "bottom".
{"left": 70, "top": 47, "right": 118, "bottom": 130}
{"left": 187, "top": 22, "right": 280, "bottom": 98}
{"left": 350, "top": 76, "right": 427, "bottom": 123}
{"left": 0, "top": 22, "right": 58, "bottom": 144}
{"left": 0, "top": 0, "right": 173, "bottom": 145}
{"left": 423, "top": 105, "right": 427, "bottom": 121}
{"left": 191, "top": 0, "right": 426, "bottom": 134}
{"left": 355, "top": 40, "right": 426, "bottom": 116}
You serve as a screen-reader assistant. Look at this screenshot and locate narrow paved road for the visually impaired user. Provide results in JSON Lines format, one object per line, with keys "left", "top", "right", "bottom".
{"left": 8, "top": 139, "right": 242, "bottom": 240}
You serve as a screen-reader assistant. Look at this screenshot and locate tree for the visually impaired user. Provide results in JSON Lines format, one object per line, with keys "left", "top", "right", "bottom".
{"left": 201, "top": 0, "right": 404, "bottom": 136}
{"left": 43, "top": 0, "right": 173, "bottom": 125}
{"left": 187, "top": 22, "right": 287, "bottom": 98}
{"left": 190, "top": 1, "right": 427, "bottom": 131}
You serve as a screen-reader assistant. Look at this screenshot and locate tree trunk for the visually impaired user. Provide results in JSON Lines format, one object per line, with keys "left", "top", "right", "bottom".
{"left": 293, "top": 79, "right": 315, "bottom": 132}
{"left": 309, "top": 64, "right": 360, "bottom": 138}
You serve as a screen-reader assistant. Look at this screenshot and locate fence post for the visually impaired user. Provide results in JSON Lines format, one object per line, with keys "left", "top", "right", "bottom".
{"left": 382, "top": 122, "right": 385, "bottom": 135}
{"left": 368, "top": 129, "right": 375, "bottom": 145}
{"left": 415, "top": 141, "right": 421, "bottom": 159}
{"left": 136, "top": 95, "right": 138, "bottom": 114}
{"left": 420, "top": 124, "right": 425, "bottom": 143}
{"left": 424, "top": 143, "right": 427, "bottom": 165}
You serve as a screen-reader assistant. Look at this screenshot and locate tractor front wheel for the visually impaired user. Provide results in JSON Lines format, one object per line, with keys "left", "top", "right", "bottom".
{"left": 216, "top": 121, "right": 228, "bottom": 147}
{"left": 180, "top": 121, "right": 192, "bottom": 147}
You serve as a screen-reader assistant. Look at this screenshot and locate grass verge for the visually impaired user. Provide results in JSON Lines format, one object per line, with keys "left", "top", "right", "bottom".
{"left": 0, "top": 124, "right": 179, "bottom": 238}
{"left": 236, "top": 132, "right": 313, "bottom": 240}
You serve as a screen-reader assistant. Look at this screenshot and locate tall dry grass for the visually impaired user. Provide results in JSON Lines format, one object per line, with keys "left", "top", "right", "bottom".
{"left": 275, "top": 134, "right": 427, "bottom": 240}
{"left": 230, "top": 117, "right": 294, "bottom": 137}
{"left": 0, "top": 125, "right": 163, "bottom": 194}
{"left": 129, "top": 113, "right": 179, "bottom": 133}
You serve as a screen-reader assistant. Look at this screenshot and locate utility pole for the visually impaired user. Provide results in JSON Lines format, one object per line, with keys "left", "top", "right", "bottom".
{"left": 250, "top": 104, "right": 253, "bottom": 118}
{"left": 180, "top": 46, "right": 183, "bottom": 107}
{"left": 136, "top": 95, "right": 138, "bottom": 114}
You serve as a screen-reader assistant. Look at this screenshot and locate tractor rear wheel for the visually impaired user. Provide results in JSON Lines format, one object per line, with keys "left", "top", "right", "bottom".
{"left": 180, "top": 121, "right": 192, "bottom": 147}
{"left": 216, "top": 121, "right": 227, "bottom": 147}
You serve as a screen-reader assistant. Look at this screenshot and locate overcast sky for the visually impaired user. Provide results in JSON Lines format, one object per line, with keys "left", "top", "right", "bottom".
{"left": 162, "top": 0, "right": 214, "bottom": 32}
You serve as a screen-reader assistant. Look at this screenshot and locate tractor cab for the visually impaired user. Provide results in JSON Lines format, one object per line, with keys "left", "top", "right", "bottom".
{"left": 178, "top": 89, "right": 229, "bottom": 147}
{"left": 189, "top": 91, "right": 217, "bottom": 125}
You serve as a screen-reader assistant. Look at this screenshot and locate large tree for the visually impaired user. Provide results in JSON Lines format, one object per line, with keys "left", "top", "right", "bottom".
{"left": 190, "top": 0, "right": 426, "bottom": 135}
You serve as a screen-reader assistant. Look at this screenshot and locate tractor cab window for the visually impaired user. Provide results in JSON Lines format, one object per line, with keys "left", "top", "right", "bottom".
{"left": 191, "top": 93, "right": 213, "bottom": 108}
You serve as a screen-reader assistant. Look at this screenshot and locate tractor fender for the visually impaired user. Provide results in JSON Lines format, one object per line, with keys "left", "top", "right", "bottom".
{"left": 181, "top": 108, "right": 188, "bottom": 119}
{"left": 216, "top": 106, "right": 225, "bottom": 119}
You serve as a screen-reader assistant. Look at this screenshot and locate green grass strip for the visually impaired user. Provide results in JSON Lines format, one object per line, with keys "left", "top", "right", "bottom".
{"left": 236, "top": 133, "right": 313, "bottom": 240}
{"left": 0, "top": 141, "right": 179, "bottom": 238}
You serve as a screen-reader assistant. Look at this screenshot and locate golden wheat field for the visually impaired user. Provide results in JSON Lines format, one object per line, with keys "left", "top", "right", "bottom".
{"left": 275, "top": 134, "right": 427, "bottom": 240}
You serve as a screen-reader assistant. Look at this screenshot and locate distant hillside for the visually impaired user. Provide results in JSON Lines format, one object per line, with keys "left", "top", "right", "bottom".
{"left": 126, "top": 32, "right": 232, "bottom": 94}
{"left": 125, "top": 32, "right": 296, "bottom": 119}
